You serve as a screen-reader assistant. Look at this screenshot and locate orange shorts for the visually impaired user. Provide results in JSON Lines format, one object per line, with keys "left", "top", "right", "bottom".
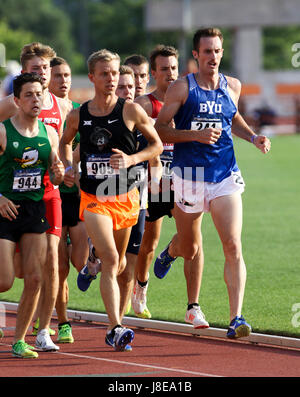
{"left": 79, "top": 188, "right": 140, "bottom": 230}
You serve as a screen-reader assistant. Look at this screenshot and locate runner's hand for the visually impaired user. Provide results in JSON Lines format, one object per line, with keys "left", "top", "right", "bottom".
{"left": 51, "top": 153, "right": 65, "bottom": 185}
{"left": 0, "top": 195, "right": 20, "bottom": 221}
{"left": 194, "top": 128, "right": 222, "bottom": 144}
{"left": 110, "top": 148, "right": 133, "bottom": 169}
{"left": 253, "top": 135, "right": 271, "bottom": 154}
{"left": 63, "top": 166, "right": 75, "bottom": 187}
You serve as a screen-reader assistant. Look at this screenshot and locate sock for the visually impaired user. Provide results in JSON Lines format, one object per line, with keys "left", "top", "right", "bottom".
{"left": 137, "top": 279, "right": 148, "bottom": 288}
{"left": 187, "top": 303, "right": 199, "bottom": 311}
{"left": 58, "top": 321, "right": 71, "bottom": 329}
{"left": 110, "top": 324, "right": 123, "bottom": 337}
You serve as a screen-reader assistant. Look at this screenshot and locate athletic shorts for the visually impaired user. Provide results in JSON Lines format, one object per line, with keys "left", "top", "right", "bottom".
{"left": 43, "top": 188, "right": 62, "bottom": 237}
{"left": 126, "top": 209, "right": 146, "bottom": 255}
{"left": 79, "top": 188, "right": 140, "bottom": 231}
{"left": 60, "top": 192, "right": 81, "bottom": 228}
{"left": 146, "top": 189, "right": 174, "bottom": 222}
{"left": 173, "top": 171, "right": 245, "bottom": 214}
{"left": 0, "top": 199, "right": 49, "bottom": 243}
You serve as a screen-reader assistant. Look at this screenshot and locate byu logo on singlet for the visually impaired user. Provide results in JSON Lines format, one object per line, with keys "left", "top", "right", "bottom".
{"left": 199, "top": 101, "right": 222, "bottom": 115}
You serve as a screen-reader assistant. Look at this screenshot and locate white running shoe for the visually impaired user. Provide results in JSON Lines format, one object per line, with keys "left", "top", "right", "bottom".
{"left": 185, "top": 305, "right": 209, "bottom": 329}
{"left": 35, "top": 329, "right": 60, "bottom": 352}
{"left": 131, "top": 278, "right": 151, "bottom": 319}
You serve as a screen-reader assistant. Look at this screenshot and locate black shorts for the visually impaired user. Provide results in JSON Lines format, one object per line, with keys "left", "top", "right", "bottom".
{"left": 146, "top": 189, "right": 174, "bottom": 222}
{"left": 0, "top": 199, "right": 49, "bottom": 242}
{"left": 126, "top": 209, "right": 146, "bottom": 255}
{"left": 60, "top": 192, "right": 81, "bottom": 228}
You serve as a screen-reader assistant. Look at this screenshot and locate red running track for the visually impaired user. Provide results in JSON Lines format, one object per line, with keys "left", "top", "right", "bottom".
{"left": 1, "top": 311, "right": 300, "bottom": 385}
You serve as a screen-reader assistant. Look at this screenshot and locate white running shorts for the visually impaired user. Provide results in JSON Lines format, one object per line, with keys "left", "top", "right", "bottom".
{"left": 173, "top": 171, "right": 245, "bottom": 213}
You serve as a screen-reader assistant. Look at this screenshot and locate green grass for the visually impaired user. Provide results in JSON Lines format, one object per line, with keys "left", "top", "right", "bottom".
{"left": 1, "top": 135, "right": 300, "bottom": 337}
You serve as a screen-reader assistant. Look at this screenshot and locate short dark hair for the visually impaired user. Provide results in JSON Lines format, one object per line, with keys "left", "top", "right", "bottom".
{"left": 13, "top": 72, "right": 44, "bottom": 98}
{"left": 149, "top": 45, "right": 178, "bottom": 71}
{"left": 193, "top": 28, "right": 223, "bottom": 52}
{"left": 124, "top": 54, "right": 149, "bottom": 67}
{"left": 50, "top": 56, "right": 70, "bottom": 68}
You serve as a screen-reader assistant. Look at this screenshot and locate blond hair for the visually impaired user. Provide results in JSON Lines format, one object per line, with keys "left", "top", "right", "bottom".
{"left": 87, "top": 49, "right": 120, "bottom": 74}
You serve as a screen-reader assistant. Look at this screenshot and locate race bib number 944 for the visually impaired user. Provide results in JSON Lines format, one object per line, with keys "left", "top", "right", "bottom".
{"left": 12, "top": 169, "right": 42, "bottom": 192}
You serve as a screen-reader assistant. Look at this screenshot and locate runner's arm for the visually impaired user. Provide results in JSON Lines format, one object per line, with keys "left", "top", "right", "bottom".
{"left": 0, "top": 95, "right": 18, "bottom": 122}
{"left": 46, "top": 125, "right": 65, "bottom": 185}
{"left": 228, "top": 77, "right": 271, "bottom": 154}
{"left": 59, "top": 108, "right": 80, "bottom": 186}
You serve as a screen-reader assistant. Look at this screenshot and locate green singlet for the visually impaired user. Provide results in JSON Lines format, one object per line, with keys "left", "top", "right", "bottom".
{"left": 0, "top": 119, "right": 51, "bottom": 201}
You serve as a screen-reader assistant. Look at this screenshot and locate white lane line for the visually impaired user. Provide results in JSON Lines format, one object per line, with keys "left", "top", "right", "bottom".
{"left": 56, "top": 350, "right": 224, "bottom": 377}
{"left": 0, "top": 340, "right": 223, "bottom": 377}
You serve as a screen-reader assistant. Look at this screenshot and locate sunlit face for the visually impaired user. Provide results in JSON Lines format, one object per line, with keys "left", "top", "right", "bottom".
{"left": 116, "top": 73, "right": 135, "bottom": 101}
{"left": 14, "top": 81, "right": 44, "bottom": 118}
{"left": 23, "top": 56, "right": 51, "bottom": 89}
{"left": 192, "top": 36, "right": 223, "bottom": 74}
{"left": 126, "top": 63, "right": 149, "bottom": 98}
{"left": 88, "top": 59, "right": 120, "bottom": 96}
{"left": 48, "top": 63, "right": 72, "bottom": 98}
{"left": 151, "top": 55, "right": 178, "bottom": 92}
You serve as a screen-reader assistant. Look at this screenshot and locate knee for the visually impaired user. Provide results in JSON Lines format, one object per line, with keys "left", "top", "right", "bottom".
{"left": 24, "top": 271, "right": 41, "bottom": 293}
{"left": 222, "top": 237, "right": 242, "bottom": 260}
{"left": 0, "top": 275, "right": 14, "bottom": 292}
{"left": 140, "top": 238, "right": 159, "bottom": 257}
{"left": 100, "top": 251, "right": 119, "bottom": 275}
{"left": 117, "top": 256, "right": 127, "bottom": 276}
{"left": 58, "top": 262, "right": 69, "bottom": 282}
{"left": 180, "top": 242, "right": 199, "bottom": 261}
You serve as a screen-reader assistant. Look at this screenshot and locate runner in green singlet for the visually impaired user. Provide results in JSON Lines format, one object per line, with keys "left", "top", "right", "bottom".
{"left": 0, "top": 73, "right": 64, "bottom": 358}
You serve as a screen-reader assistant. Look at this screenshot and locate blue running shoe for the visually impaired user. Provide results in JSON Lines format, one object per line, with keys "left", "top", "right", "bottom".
{"left": 106, "top": 326, "right": 134, "bottom": 352}
{"left": 154, "top": 243, "right": 177, "bottom": 279}
{"left": 105, "top": 330, "right": 132, "bottom": 352}
{"left": 77, "top": 238, "right": 101, "bottom": 292}
{"left": 227, "top": 315, "right": 251, "bottom": 339}
{"left": 77, "top": 265, "right": 97, "bottom": 292}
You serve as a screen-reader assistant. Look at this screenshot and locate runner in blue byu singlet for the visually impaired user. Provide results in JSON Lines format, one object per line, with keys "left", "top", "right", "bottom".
{"left": 173, "top": 72, "right": 239, "bottom": 182}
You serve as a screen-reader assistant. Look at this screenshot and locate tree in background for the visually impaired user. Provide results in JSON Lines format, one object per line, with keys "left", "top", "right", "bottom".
{"left": 0, "top": 0, "right": 84, "bottom": 73}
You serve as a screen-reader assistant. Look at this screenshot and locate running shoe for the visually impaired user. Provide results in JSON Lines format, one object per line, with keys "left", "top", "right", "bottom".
{"left": 131, "top": 279, "right": 151, "bottom": 319}
{"left": 35, "top": 329, "right": 60, "bottom": 351}
{"left": 32, "top": 318, "right": 56, "bottom": 336}
{"left": 57, "top": 322, "right": 74, "bottom": 343}
{"left": 106, "top": 326, "right": 134, "bottom": 352}
{"left": 185, "top": 305, "right": 209, "bottom": 329}
{"left": 105, "top": 330, "right": 132, "bottom": 352}
{"left": 226, "top": 315, "right": 252, "bottom": 339}
{"left": 0, "top": 328, "right": 4, "bottom": 338}
{"left": 12, "top": 340, "right": 38, "bottom": 359}
{"left": 77, "top": 238, "right": 101, "bottom": 292}
{"left": 154, "top": 242, "right": 177, "bottom": 279}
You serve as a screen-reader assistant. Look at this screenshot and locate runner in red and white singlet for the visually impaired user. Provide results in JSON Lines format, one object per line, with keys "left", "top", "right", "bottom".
{"left": 131, "top": 45, "right": 179, "bottom": 320}
{"left": 39, "top": 91, "right": 63, "bottom": 238}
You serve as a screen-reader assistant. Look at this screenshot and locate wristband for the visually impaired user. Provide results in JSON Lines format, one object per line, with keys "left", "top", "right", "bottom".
{"left": 251, "top": 134, "right": 257, "bottom": 144}
{"left": 65, "top": 166, "right": 73, "bottom": 173}
{"left": 0, "top": 193, "right": 2, "bottom": 198}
